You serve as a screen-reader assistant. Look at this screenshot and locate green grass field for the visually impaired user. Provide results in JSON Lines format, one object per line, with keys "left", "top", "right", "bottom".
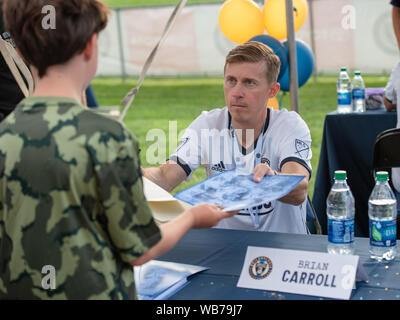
{"left": 91, "top": 75, "right": 389, "bottom": 199}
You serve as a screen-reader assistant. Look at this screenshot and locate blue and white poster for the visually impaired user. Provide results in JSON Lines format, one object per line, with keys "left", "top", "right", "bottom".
{"left": 174, "top": 169, "right": 305, "bottom": 211}
{"left": 134, "top": 260, "right": 207, "bottom": 300}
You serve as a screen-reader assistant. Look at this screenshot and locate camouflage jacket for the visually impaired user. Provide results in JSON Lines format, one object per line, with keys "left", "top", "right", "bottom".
{"left": 0, "top": 97, "right": 161, "bottom": 299}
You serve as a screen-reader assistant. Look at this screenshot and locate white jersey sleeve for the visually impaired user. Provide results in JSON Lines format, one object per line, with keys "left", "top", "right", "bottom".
{"left": 168, "top": 111, "right": 206, "bottom": 181}
{"left": 271, "top": 109, "right": 312, "bottom": 177}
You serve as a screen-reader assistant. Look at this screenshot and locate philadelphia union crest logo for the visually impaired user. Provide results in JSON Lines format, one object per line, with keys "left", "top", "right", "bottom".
{"left": 249, "top": 256, "right": 273, "bottom": 280}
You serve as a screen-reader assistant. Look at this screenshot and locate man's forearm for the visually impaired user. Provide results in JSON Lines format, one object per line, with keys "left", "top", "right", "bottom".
{"left": 278, "top": 178, "right": 308, "bottom": 206}
{"left": 253, "top": 162, "right": 309, "bottom": 206}
{"left": 143, "top": 162, "right": 187, "bottom": 192}
{"left": 276, "top": 162, "right": 310, "bottom": 206}
{"left": 143, "top": 167, "right": 174, "bottom": 192}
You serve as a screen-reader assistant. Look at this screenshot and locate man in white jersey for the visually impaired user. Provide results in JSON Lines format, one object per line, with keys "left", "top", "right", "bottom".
{"left": 144, "top": 41, "right": 312, "bottom": 233}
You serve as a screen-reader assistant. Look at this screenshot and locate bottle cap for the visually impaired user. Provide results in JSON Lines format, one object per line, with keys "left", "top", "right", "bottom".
{"left": 340, "top": 67, "right": 347, "bottom": 72}
{"left": 334, "top": 170, "right": 347, "bottom": 180}
{"left": 354, "top": 71, "right": 361, "bottom": 76}
{"left": 376, "top": 171, "right": 389, "bottom": 181}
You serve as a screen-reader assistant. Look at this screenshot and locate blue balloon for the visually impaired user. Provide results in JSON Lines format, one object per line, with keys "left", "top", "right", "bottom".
{"left": 249, "top": 34, "right": 288, "bottom": 81}
{"left": 279, "top": 40, "right": 314, "bottom": 92}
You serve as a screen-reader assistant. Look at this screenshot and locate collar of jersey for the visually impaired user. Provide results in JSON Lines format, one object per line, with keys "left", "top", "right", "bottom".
{"left": 227, "top": 107, "right": 271, "bottom": 156}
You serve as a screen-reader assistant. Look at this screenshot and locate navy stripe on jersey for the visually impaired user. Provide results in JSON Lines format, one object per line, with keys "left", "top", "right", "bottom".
{"left": 279, "top": 156, "right": 312, "bottom": 180}
{"left": 168, "top": 155, "right": 192, "bottom": 177}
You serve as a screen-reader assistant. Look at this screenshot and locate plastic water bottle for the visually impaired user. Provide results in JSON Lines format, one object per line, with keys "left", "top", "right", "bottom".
{"left": 368, "top": 171, "right": 397, "bottom": 262}
{"left": 336, "top": 67, "right": 352, "bottom": 113}
{"left": 327, "top": 170, "right": 355, "bottom": 255}
{"left": 351, "top": 70, "right": 366, "bottom": 113}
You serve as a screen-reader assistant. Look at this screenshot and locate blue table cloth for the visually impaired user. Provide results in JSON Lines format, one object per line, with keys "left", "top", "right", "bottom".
{"left": 158, "top": 228, "right": 400, "bottom": 300}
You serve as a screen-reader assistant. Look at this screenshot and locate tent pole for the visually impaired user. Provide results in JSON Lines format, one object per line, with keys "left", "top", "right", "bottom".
{"left": 285, "top": 0, "right": 299, "bottom": 113}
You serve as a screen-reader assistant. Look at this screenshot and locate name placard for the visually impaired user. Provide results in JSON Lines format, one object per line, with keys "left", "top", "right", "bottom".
{"left": 237, "top": 246, "right": 367, "bottom": 300}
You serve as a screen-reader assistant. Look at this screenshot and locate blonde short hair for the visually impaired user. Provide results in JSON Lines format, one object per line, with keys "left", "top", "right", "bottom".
{"left": 224, "top": 41, "right": 281, "bottom": 84}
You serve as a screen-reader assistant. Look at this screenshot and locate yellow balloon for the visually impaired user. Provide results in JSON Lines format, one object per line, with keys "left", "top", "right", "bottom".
{"left": 218, "top": 0, "right": 265, "bottom": 44}
{"left": 263, "top": 0, "right": 308, "bottom": 40}
{"left": 267, "top": 97, "right": 279, "bottom": 110}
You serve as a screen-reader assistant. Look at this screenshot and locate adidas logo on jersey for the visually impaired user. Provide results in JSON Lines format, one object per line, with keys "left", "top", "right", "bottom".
{"left": 211, "top": 161, "right": 226, "bottom": 172}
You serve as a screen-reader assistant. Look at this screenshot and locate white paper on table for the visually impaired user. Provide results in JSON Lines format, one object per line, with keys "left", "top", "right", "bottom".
{"left": 143, "top": 177, "right": 176, "bottom": 202}
{"left": 134, "top": 260, "right": 208, "bottom": 300}
{"left": 143, "top": 177, "right": 192, "bottom": 222}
